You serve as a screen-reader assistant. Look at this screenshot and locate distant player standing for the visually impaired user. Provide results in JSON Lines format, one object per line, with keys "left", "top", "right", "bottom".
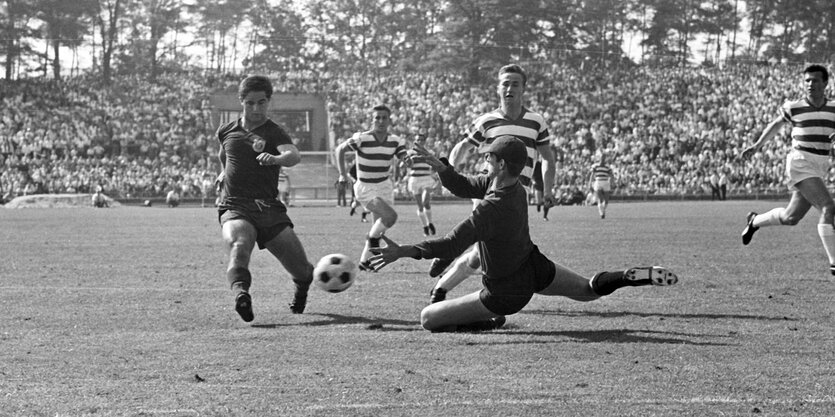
{"left": 216, "top": 75, "right": 315, "bottom": 322}
{"left": 407, "top": 131, "right": 438, "bottom": 236}
{"left": 427, "top": 64, "right": 557, "bottom": 303}
{"left": 588, "top": 153, "right": 615, "bottom": 219}
{"left": 740, "top": 64, "right": 835, "bottom": 275}
{"left": 335, "top": 104, "right": 409, "bottom": 271}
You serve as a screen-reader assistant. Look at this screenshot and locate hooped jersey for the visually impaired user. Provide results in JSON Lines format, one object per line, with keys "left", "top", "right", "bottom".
{"left": 466, "top": 107, "right": 549, "bottom": 186}
{"left": 780, "top": 98, "right": 835, "bottom": 155}
{"left": 346, "top": 132, "right": 407, "bottom": 183}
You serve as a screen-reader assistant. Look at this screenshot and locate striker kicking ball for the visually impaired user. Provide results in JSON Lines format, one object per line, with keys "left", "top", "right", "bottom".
{"left": 313, "top": 253, "right": 358, "bottom": 293}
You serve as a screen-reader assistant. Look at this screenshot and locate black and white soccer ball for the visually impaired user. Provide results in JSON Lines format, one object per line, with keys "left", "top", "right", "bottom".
{"left": 313, "top": 253, "right": 358, "bottom": 293}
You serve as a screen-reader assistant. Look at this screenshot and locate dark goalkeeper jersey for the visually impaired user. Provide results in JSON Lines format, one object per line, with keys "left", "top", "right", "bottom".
{"left": 412, "top": 162, "right": 534, "bottom": 280}
{"left": 218, "top": 118, "right": 293, "bottom": 200}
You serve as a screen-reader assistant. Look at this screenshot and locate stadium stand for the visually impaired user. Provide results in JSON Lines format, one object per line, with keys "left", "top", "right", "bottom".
{"left": 0, "top": 63, "right": 818, "bottom": 205}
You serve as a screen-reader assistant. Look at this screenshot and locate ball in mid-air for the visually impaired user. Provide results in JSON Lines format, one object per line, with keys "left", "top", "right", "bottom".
{"left": 313, "top": 253, "right": 358, "bottom": 293}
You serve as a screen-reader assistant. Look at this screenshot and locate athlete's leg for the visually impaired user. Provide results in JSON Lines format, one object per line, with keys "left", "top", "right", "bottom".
{"left": 222, "top": 219, "right": 257, "bottom": 291}
{"left": 420, "top": 291, "right": 499, "bottom": 331}
{"left": 413, "top": 190, "right": 429, "bottom": 235}
{"left": 420, "top": 188, "right": 435, "bottom": 235}
{"left": 795, "top": 178, "right": 835, "bottom": 268}
{"left": 265, "top": 226, "right": 315, "bottom": 313}
{"left": 434, "top": 246, "right": 480, "bottom": 293}
{"left": 536, "top": 262, "right": 600, "bottom": 301}
{"left": 360, "top": 197, "right": 398, "bottom": 265}
{"left": 221, "top": 219, "right": 257, "bottom": 321}
{"left": 537, "top": 263, "right": 677, "bottom": 300}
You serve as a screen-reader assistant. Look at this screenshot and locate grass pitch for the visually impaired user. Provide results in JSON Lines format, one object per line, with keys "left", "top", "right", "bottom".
{"left": 1, "top": 200, "right": 834, "bottom": 416}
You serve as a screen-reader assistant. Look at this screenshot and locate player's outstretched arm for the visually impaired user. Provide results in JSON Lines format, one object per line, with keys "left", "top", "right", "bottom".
{"left": 739, "top": 116, "right": 785, "bottom": 160}
{"left": 368, "top": 235, "right": 419, "bottom": 271}
{"left": 411, "top": 144, "right": 447, "bottom": 172}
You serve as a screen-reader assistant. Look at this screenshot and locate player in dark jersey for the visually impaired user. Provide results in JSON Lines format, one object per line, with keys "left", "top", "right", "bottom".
{"left": 216, "top": 75, "right": 315, "bottom": 322}
{"left": 369, "top": 136, "right": 678, "bottom": 331}
{"left": 428, "top": 64, "right": 557, "bottom": 303}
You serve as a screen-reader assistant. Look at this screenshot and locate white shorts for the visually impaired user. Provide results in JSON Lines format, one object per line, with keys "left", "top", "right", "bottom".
{"left": 786, "top": 149, "right": 829, "bottom": 191}
{"left": 593, "top": 180, "right": 611, "bottom": 193}
{"left": 278, "top": 182, "right": 289, "bottom": 193}
{"left": 354, "top": 180, "right": 394, "bottom": 209}
{"left": 408, "top": 176, "right": 435, "bottom": 195}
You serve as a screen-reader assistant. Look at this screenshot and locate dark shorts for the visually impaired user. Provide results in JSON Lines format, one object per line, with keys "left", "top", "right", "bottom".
{"left": 479, "top": 245, "right": 556, "bottom": 316}
{"left": 218, "top": 197, "right": 294, "bottom": 250}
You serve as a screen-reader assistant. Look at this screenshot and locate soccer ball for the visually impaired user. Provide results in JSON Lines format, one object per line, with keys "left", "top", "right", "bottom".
{"left": 313, "top": 253, "right": 358, "bottom": 293}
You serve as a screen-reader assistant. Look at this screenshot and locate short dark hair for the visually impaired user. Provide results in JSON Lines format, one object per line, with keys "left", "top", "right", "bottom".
{"left": 372, "top": 104, "right": 392, "bottom": 115}
{"left": 499, "top": 64, "right": 527, "bottom": 86}
{"left": 503, "top": 159, "right": 525, "bottom": 177}
{"left": 804, "top": 64, "right": 829, "bottom": 83}
{"left": 238, "top": 75, "right": 273, "bottom": 100}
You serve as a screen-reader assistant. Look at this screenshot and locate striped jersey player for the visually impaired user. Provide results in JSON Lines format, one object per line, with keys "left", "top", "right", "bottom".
{"left": 429, "top": 64, "right": 558, "bottom": 302}
{"left": 335, "top": 104, "right": 409, "bottom": 271}
{"left": 588, "top": 154, "right": 615, "bottom": 219}
{"left": 407, "top": 132, "right": 438, "bottom": 237}
{"left": 740, "top": 64, "right": 835, "bottom": 275}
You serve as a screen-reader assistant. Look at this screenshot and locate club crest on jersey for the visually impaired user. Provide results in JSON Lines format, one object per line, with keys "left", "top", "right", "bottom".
{"left": 250, "top": 135, "right": 266, "bottom": 152}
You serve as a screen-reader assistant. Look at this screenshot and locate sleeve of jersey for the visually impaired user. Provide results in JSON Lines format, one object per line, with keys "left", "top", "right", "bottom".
{"left": 347, "top": 133, "right": 360, "bottom": 151}
{"left": 412, "top": 217, "right": 478, "bottom": 260}
{"left": 437, "top": 164, "right": 488, "bottom": 199}
{"left": 780, "top": 102, "right": 792, "bottom": 123}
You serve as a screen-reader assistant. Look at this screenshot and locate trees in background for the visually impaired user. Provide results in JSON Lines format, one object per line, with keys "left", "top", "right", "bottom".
{"left": 0, "top": 0, "right": 833, "bottom": 81}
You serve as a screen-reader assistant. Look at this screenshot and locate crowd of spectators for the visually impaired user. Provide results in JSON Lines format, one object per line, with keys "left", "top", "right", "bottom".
{"left": 0, "top": 62, "right": 822, "bottom": 204}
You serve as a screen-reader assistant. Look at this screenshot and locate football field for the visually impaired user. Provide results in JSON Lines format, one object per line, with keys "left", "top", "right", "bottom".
{"left": 1, "top": 200, "right": 834, "bottom": 416}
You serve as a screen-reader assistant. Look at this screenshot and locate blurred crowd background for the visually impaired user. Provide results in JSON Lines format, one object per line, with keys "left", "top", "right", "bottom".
{"left": 0, "top": 62, "right": 816, "bottom": 204}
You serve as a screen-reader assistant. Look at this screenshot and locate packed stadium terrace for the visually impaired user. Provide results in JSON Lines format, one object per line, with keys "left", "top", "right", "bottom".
{"left": 0, "top": 63, "right": 816, "bottom": 202}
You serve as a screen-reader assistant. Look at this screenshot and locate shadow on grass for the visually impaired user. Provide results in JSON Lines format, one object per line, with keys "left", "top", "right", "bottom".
{"left": 485, "top": 327, "right": 731, "bottom": 346}
{"left": 521, "top": 309, "right": 798, "bottom": 322}
{"left": 252, "top": 313, "right": 421, "bottom": 330}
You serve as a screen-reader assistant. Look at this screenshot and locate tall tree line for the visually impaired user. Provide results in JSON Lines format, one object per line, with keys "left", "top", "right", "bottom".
{"left": 1, "top": 0, "right": 833, "bottom": 82}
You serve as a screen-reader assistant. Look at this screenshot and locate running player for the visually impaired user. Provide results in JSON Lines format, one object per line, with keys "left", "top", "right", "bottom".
{"left": 216, "top": 75, "right": 315, "bottom": 322}
{"left": 427, "top": 64, "right": 557, "bottom": 303}
{"left": 740, "top": 64, "right": 835, "bottom": 275}
{"left": 588, "top": 153, "right": 615, "bottom": 219}
{"left": 369, "top": 136, "right": 677, "bottom": 332}
{"left": 407, "top": 131, "right": 438, "bottom": 236}
{"left": 335, "top": 104, "right": 409, "bottom": 271}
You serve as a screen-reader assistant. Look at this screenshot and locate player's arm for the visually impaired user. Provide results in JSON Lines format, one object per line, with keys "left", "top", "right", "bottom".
{"left": 216, "top": 146, "right": 226, "bottom": 184}
{"left": 334, "top": 140, "right": 350, "bottom": 182}
{"left": 368, "top": 215, "right": 479, "bottom": 271}
{"left": 256, "top": 143, "right": 301, "bottom": 167}
{"left": 740, "top": 115, "right": 786, "bottom": 159}
{"left": 537, "top": 143, "right": 557, "bottom": 206}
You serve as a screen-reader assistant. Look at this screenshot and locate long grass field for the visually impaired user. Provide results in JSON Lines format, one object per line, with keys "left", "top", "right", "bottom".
{"left": 1, "top": 199, "right": 834, "bottom": 416}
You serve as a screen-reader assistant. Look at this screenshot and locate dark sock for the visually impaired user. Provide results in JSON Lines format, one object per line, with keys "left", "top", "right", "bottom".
{"left": 227, "top": 267, "right": 252, "bottom": 292}
{"left": 590, "top": 270, "right": 626, "bottom": 296}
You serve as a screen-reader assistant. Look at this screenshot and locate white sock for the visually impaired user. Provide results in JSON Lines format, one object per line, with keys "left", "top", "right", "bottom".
{"left": 436, "top": 255, "right": 476, "bottom": 291}
{"left": 361, "top": 220, "right": 389, "bottom": 262}
{"left": 753, "top": 208, "right": 784, "bottom": 228}
{"left": 369, "top": 218, "right": 388, "bottom": 238}
{"left": 416, "top": 209, "right": 428, "bottom": 226}
{"left": 818, "top": 223, "right": 835, "bottom": 264}
{"left": 424, "top": 208, "right": 433, "bottom": 224}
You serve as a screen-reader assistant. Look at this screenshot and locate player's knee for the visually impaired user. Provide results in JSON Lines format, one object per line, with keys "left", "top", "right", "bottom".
{"left": 382, "top": 211, "right": 398, "bottom": 227}
{"left": 465, "top": 254, "right": 480, "bottom": 270}
{"left": 420, "top": 307, "right": 441, "bottom": 330}
{"left": 782, "top": 214, "right": 802, "bottom": 226}
{"left": 821, "top": 204, "right": 835, "bottom": 223}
